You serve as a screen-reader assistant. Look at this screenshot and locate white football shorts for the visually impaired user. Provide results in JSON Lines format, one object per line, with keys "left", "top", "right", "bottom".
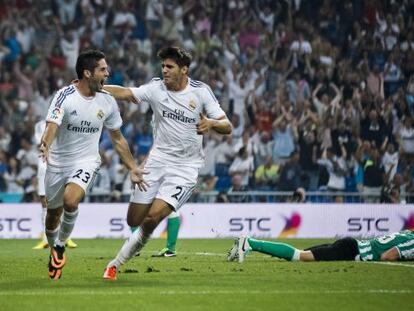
{"left": 130, "top": 164, "right": 199, "bottom": 211}
{"left": 45, "top": 164, "right": 99, "bottom": 209}
{"left": 37, "top": 159, "right": 47, "bottom": 196}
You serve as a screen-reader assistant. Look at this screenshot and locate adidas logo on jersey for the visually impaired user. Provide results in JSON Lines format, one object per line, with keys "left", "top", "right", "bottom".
{"left": 70, "top": 110, "right": 78, "bottom": 116}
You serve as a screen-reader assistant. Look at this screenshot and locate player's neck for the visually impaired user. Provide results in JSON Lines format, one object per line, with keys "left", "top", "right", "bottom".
{"left": 76, "top": 80, "right": 96, "bottom": 98}
{"left": 169, "top": 76, "right": 188, "bottom": 92}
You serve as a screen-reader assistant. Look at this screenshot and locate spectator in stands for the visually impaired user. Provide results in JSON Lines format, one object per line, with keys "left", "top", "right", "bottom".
{"left": 366, "top": 64, "right": 384, "bottom": 99}
{"left": 3, "top": 157, "right": 24, "bottom": 195}
{"left": 317, "top": 147, "right": 347, "bottom": 202}
{"left": 360, "top": 109, "right": 388, "bottom": 148}
{"left": 0, "top": 0, "right": 414, "bottom": 203}
{"left": 227, "top": 173, "right": 250, "bottom": 203}
{"left": 397, "top": 116, "right": 414, "bottom": 162}
{"left": 312, "top": 82, "right": 342, "bottom": 118}
{"left": 253, "top": 131, "right": 273, "bottom": 167}
{"left": 278, "top": 151, "right": 302, "bottom": 193}
{"left": 286, "top": 71, "right": 311, "bottom": 105}
{"left": 272, "top": 106, "right": 298, "bottom": 165}
{"left": 214, "top": 135, "right": 235, "bottom": 166}
{"left": 254, "top": 156, "right": 279, "bottom": 191}
{"left": 0, "top": 126, "right": 11, "bottom": 152}
{"left": 383, "top": 53, "right": 402, "bottom": 97}
{"left": 0, "top": 150, "right": 7, "bottom": 191}
{"left": 382, "top": 142, "right": 399, "bottom": 184}
{"left": 362, "top": 146, "right": 385, "bottom": 203}
{"left": 298, "top": 128, "right": 320, "bottom": 191}
{"left": 229, "top": 146, "right": 254, "bottom": 188}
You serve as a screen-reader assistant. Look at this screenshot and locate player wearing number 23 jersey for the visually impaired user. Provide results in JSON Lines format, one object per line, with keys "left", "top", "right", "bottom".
{"left": 44, "top": 84, "right": 122, "bottom": 208}
{"left": 40, "top": 50, "right": 146, "bottom": 280}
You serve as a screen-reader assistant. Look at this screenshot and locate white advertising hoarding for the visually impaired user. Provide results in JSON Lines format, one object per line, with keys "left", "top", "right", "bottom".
{"left": 0, "top": 203, "right": 413, "bottom": 239}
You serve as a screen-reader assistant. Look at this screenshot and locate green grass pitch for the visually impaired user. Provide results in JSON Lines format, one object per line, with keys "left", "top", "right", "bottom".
{"left": 0, "top": 238, "right": 413, "bottom": 311}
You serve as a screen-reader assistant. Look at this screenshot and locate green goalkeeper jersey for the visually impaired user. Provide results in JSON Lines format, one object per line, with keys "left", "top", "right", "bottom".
{"left": 356, "top": 230, "right": 414, "bottom": 261}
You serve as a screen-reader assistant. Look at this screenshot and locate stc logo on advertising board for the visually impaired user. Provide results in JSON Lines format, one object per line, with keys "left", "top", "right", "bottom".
{"left": 278, "top": 212, "right": 302, "bottom": 238}
{"left": 229, "top": 217, "right": 271, "bottom": 232}
{"left": 228, "top": 212, "right": 302, "bottom": 237}
{"left": 0, "top": 218, "right": 31, "bottom": 232}
{"left": 347, "top": 217, "right": 389, "bottom": 232}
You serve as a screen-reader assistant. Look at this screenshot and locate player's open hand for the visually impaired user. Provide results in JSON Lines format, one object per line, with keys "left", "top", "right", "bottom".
{"left": 197, "top": 113, "right": 211, "bottom": 135}
{"left": 130, "top": 167, "right": 149, "bottom": 192}
{"left": 39, "top": 143, "right": 49, "bottom": 163}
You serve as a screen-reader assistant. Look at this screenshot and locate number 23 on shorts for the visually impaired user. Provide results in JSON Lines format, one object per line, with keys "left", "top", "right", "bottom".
{"left": 72, "top": 168, "right": 92, "bottom": 183}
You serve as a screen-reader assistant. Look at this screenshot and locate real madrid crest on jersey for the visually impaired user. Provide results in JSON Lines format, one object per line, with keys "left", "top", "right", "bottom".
{"left": 189, "top": 99, "right": 196, "bottom": 111}
{"left": 97, "top": 109, "right": 105, "bottom": 120}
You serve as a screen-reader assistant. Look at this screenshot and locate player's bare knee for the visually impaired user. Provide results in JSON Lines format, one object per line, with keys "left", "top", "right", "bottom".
{"left": 142, "top": 213, "right": 164, "bottom": 232}
{"left": 63, "top": 197, "right": 80, "bottom": 212}
{"left": 126, "top": 215, "right": 140, "bottom": 227}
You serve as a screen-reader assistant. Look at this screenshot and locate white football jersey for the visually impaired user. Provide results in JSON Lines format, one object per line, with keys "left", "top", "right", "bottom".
{"left": 45, "top": 85, "right": 122, "bottom": 172}
{"left": 130, "top": 78, "right": 226, "bottom": 167}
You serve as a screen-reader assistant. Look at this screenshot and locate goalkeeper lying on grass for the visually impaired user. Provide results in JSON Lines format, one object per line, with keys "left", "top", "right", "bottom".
{"left": 228, "top": 230, "right": 414, "bottom": 263}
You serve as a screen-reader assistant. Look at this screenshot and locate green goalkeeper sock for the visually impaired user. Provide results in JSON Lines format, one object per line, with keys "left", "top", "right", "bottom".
{"left": 131, "top": 226, "right": 138, "bottom": 233}
{"left": 166, "top": 216, "right": 180, "bottom": 251}
{"left": 247, "top": 238, "right": 299, "bottom": 261}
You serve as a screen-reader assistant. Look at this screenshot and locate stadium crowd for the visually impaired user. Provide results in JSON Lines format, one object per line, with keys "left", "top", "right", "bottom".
{"left": 0, "top": 0, "right": 413, "bottom": 203}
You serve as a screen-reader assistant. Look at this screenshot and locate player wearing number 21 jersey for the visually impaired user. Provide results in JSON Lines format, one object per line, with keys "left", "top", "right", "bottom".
{"left": 131, "top": 77, "right": 225, "bottom": 168}
{"left": 102, "top": 46, "right": 232, "bottom": 280}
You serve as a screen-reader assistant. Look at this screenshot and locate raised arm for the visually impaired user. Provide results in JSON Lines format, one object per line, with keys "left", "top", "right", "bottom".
{"left": 330, "top": 82, "right": 342, "bottom": 105}
{"left": 103, "top": 85, "right": 137, "bottom": 103}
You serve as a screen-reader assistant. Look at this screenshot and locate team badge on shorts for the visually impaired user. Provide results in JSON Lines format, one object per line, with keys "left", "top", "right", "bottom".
{"left": 97, "top": 109, "right": 105, "bottom": 120}
{"left": 189, "top": 99, "right": 196, "bottom": 111}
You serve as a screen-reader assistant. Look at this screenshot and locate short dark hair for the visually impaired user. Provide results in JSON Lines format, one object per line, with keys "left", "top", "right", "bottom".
{"left": 157, "top": 46, "right": 192, "bottom": 68}
{"left": 76, "top": 50, "right": 106, "bottom": 79}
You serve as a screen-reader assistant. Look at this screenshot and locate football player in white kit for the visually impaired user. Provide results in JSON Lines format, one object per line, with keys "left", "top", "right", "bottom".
{"left": 32, "top": 119, "right": 78, "bottom": 250}
{"left": 102, "top": 46, "right": 232, "bottom": 280}
{"left": 32, "top": 119, "right": 49, "bottom": 250}
{"left": 40, "top": 50, "right": 147, "bottom": 280}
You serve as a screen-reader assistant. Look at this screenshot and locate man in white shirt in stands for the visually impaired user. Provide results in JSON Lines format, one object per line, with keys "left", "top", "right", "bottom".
{"left": 102, "top": 46, "right": 232, "bottom": 280}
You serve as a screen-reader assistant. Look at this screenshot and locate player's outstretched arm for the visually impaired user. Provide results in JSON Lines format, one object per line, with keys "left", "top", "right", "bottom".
{"left": 39, "top": 122, "right": 59, "bottom": 163}
{"left": 103, "top": 85, "right": 137, "bottom": 103}
{"left": 380, "top": 247, "right": 400, "bottom": 261}
{"left": 108, "top": 129, "right": 149, "bottom": 191}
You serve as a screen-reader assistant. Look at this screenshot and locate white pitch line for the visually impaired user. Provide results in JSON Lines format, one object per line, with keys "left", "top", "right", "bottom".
{"left": 0, "top": 289, "right": 412, "bottom": 296}
{"left": 143, "top": 251, "right": 414, "bottom": 266}
{"left": 367, "top": 261, "right": 414, "bottom": 268}
{"left": 141, "top": 250, "right": 223, "bottom": 256}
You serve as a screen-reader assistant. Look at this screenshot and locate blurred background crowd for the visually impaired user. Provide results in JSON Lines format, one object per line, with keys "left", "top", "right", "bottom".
{"left": 0, "top": 0, "right": 414, "bottom": 204}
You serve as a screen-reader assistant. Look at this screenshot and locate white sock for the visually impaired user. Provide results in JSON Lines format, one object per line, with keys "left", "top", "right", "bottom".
{"left": 45, "top": 227, "right": 59, "bottom": 247}
{"left": 168, "top": 210, "right": 180, "bottom": 219}
{"left": 291, "top": 249, "right": 301, "bottom": 261}
{"left": 107, "top": 227, "right": 150, "bottom": 268}
{"left": 57, "top": 209, "right": 79, "bottom": 246}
